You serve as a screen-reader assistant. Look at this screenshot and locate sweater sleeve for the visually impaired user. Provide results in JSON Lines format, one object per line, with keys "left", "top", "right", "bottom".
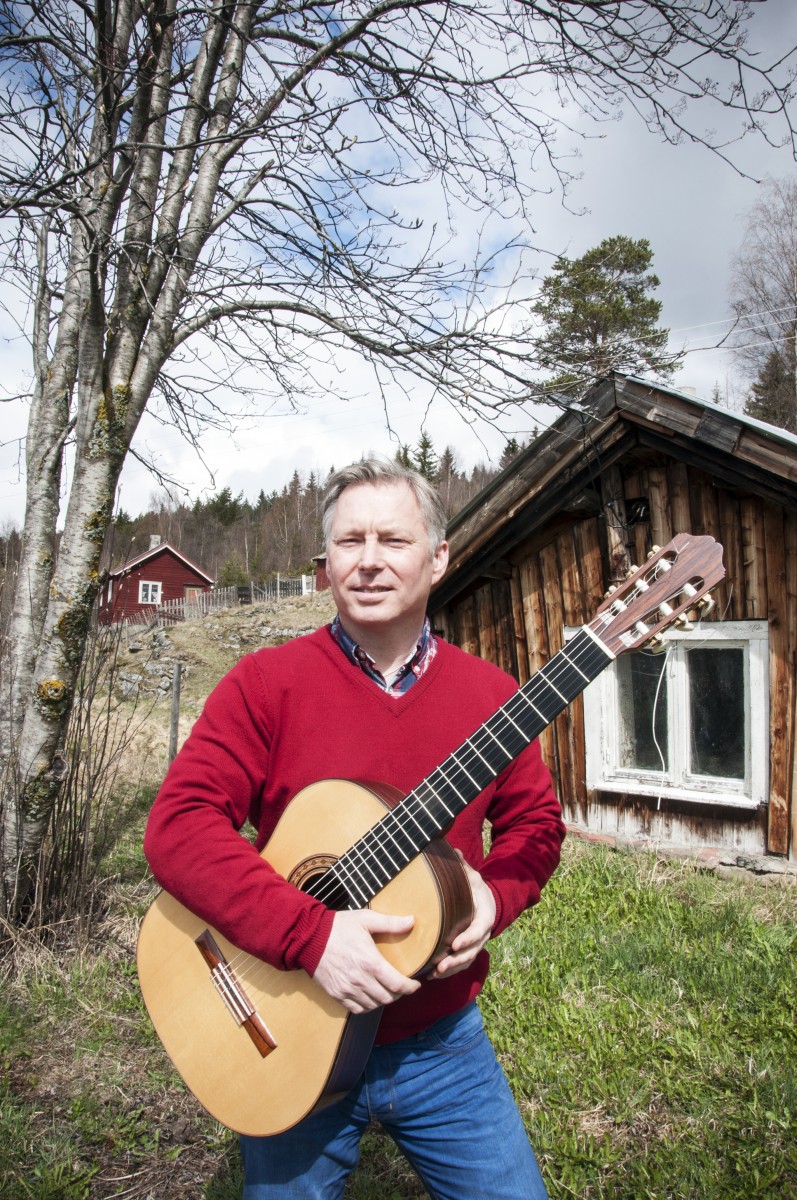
{"left": 479, "top": 737, "right": 566, "bottom": 938}
{"left": 143, "top": 654, "right": 334, "bottom": 975}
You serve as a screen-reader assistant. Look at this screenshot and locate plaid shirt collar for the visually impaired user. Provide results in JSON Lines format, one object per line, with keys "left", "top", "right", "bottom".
{"left": 330, "top": 615, "right": 437, "bottom": 696}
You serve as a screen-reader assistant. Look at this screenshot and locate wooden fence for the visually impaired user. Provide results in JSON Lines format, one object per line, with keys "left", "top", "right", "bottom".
{"left": 119, "top": 574, "right": 315, "bottom": 629}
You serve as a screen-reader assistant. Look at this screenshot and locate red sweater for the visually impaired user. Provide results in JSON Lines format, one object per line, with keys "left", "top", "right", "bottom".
{"left": 144, "top": 626, "right": 565, "bottom": 1042}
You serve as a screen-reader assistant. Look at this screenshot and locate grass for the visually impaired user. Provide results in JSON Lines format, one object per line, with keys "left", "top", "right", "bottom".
{"left": 1, "top": 839, "right": 795, "bottom": 1199}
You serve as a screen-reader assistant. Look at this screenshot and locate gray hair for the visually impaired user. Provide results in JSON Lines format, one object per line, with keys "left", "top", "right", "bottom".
{"left": 322, "top": 457, "right": 447, "bottom": 556}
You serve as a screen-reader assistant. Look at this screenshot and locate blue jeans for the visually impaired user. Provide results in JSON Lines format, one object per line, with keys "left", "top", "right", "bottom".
{"left": 240, "top": 1001, "right": 548, "bottom": 1199}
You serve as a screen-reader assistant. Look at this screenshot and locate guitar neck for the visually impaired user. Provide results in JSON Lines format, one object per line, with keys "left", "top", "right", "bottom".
{"left": 324, "top": 626, "right": 613, "bottom": 909}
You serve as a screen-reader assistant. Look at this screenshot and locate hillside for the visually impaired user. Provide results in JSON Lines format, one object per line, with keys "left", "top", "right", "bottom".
{"left": 115, "top": 590, "right": 338, "bottom": 793}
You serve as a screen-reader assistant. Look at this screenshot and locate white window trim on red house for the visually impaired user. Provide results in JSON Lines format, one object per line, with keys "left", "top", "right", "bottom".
{"left": 138, "top": 580, "right": 163, "bottom": 605}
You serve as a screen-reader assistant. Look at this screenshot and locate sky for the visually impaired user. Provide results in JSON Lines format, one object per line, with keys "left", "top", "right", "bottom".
{"left": 1, "top": 1, "right": 795, "bottom": 528}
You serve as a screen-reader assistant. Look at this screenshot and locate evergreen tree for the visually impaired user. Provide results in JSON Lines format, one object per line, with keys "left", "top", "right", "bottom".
{"left": 531, "top": 235, "right": 682, "bottom": 399}
{"left": 499, "top": 438, "right": 523, "bottom": 470}
{"left": 203, "top": 487, "right": 245, "bottom": 527}
{"left": 744, "top": 347, "right": 797, "bottom": 433}
{"left": 413, "top": 432, "right": 439, "bottom": 480}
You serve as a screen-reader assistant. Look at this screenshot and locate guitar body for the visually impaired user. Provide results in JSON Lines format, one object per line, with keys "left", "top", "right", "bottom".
{"left": 137, "top": 779, "right": 473, "bottom": 1136}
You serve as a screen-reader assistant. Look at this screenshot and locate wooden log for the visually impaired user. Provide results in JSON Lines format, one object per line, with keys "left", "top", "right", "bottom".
{"left": 455, "top": 595, "right": 479, "bottom": 658}
{"left": 540, "top": 540, "right": 576, "bottom": 810}
{"left": 763, "top": 504, "right": 790, "bottom": 854}
{"left": 600, "top": 465, "right": 633, "bottom": 582}
{"left": 668, "top": 460, "right": 692, "bottom": 534}
{"left": 573, "top": 518, "right": 605, "bottom": 621}
{"left": 509, "top": 569, "right": 530, "bottom": 686}
{"left": 716, "top": 487, "right": 744, "bottom": 622}
{"left": 647, "top": 464, "right": 673, "bottom": 549}
{"left": 740, "top": 496, "right": 767, "bottom": 621}
{"left": 622, "top": 468, "right": 650, "bottom": 566}
{"left": 492, "top": 579, "right": 516, "bottom": 678}
{"left": 786, "top": 513, "right": 797, "bottom": 861}
{"left": 557, "top": 526, "right": 585, "bottom": 627}
{"left": 475, "top": 584, "right": 497, "bottom": 666}
{"left": 558, "top": 524, "right": 589, "bottom": 816}
{"left": 517, "top": 555, "right": 557, "bottom": 776}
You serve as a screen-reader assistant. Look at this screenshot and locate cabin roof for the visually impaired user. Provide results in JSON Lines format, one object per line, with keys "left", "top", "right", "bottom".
{"left": 433, "top": 372, "right": 797, "bottom": 611}
{"left": 109, "top": 540, "right": 214, "bottom": 584}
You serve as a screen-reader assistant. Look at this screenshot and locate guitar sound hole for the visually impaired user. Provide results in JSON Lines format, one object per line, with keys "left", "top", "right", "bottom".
{"left": 290, "top": 857, "right": 353, "bottom": 911}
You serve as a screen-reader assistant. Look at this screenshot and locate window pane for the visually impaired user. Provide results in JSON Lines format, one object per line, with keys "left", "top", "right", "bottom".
{"left": 617, "top": 652, "right": 669, "bottom": 772}
{"left": 687, "top": 647, "right": 745, "bottom": 779}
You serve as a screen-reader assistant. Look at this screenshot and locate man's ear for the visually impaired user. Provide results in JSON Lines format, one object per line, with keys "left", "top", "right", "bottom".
{"left": 431, "top": 540, "right": 449, "bottom": 583}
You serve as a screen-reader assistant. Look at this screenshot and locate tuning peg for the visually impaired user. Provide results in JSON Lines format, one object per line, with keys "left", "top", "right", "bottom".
{"left": 604, "top": 584, "right": 619, "bottom": 599}
{"left": 647, "top": 545, "right": 662, "bottom": 559}
{"left": 646, "top": 634, "right": 667, "bottom": 654}
{"left": 625, "top": 564, "right": 639, "bottom": 578}
{"left": 672, "top": 614, "right": 693, "bottom": 632}
{"left": 696, "top": 595, "right": 715, "bottom": 616}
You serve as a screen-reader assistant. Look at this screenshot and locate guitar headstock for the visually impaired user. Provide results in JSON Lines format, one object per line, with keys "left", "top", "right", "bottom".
{"left": 590, "top": 534, "right": 726, "bottom": 657}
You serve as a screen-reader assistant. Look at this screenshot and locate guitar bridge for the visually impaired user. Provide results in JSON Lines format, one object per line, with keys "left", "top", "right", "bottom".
{"left": 195, "top": 930, "right": 277, "bottom": 1058}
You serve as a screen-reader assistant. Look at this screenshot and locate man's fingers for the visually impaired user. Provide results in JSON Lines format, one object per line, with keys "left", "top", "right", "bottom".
{"left": 312, "top": 908, "right": 420, "bottom": 1013}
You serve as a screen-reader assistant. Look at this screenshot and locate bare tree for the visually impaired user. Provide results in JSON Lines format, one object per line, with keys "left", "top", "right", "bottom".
{"left": 0, "top": 0, "right": 795, "bottom": 918}
{"left": 730, "top": 175, "right": 797, "bottom": 428}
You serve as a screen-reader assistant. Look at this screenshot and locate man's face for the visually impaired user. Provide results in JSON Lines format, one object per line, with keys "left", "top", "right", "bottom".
{"left": 326, "top": 481, "right": 448, "bottom": 640}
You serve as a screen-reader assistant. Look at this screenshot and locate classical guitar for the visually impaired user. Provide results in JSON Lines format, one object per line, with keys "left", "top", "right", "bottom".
{"left": 137, "top": 533, "right": 725, "bottom": 1136}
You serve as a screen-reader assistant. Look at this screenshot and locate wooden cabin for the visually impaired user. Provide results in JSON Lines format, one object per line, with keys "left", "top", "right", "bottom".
{"left": 431, "top": 374, "right": 797, "bottom": 864}
{"left": 99, "top": 538, "right": 214, "bottom": 625}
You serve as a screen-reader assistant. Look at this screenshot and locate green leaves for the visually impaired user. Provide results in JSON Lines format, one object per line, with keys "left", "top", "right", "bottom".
{"left": 530, "top": 235, "right": 683, "bottom": 399}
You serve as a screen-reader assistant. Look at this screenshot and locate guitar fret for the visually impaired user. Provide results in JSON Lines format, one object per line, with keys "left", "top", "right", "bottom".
{"left": 349, "top": 837, "right": 396, "bottom": 887}
{"left": 563, "top": 646, "right": 592, "bottom": 680}
{"left": 396, "top": 797, "right": 433, "bottom": 844}
{"left": 327, "top": 624, "right": 618, "bottom": 908}
{"left": 514, "top": 690, "right": 548, "bottom": 722}
{"left": 463, "top": 737, "right": 495, "bottom": 774}
{"left": 496, "top": 708, "right": 530, "bottom": 745}
{"left": 332, "top": 859, "right": 370, "bottom": 907}
{"left": 413, "top": 780, "right": 454, "bottom": 824}
{"left": 479, "top": 724, "right": 514, "bottom": 765}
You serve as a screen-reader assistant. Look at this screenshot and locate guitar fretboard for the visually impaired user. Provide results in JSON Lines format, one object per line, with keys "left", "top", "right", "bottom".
{"left": 308, "top": 625, "right": 613, "bottom": 910}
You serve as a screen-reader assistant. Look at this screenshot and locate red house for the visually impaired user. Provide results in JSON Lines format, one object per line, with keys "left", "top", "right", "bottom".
{"left": 99, "top": 537, "right": 214, "bottom": 625}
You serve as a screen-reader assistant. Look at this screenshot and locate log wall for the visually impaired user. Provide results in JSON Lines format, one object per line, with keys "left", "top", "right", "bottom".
{"left": 435, "top": 458, "right": 797, "bottom": 859}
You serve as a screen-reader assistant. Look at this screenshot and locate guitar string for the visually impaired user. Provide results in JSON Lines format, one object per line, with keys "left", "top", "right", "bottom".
{"left": 224, "top": 569, "right": 680, "bottom": 984}
{"left": 224, "top": 629, "right": 613, "bottom": 985}
{"left": 308, "top": 627, "right": 614, "bottom": 910}
{"left": 215, "top": 558, "right": 701, "bottom": 989}
{"left": 338, "top": 543, "right": 693, "bottom": 889}
{"left": 323, "top": 629, "right": 612, "bottom": 907}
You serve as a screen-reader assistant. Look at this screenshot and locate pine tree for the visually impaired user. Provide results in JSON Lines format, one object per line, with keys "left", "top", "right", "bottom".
{"left": 499, "top": 438, "right": 523, "bottom": 470}
{"left": 744, "top": 347, "right": 797, "bottom": 433}
{"left": 531, "top": 235, "right": 682, "bottom": 399}
{"left": 413, "top": 432, "right": 439, "bottom": 480}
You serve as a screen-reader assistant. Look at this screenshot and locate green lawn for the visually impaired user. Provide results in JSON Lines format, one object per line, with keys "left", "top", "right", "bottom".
{"left": 1, "top": 839, "right": 795, "bottom": 1199}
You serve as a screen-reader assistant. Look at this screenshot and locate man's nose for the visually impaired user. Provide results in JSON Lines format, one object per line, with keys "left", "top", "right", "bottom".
{"left": 358, "top": 535, "right": 383, "bottom": 569}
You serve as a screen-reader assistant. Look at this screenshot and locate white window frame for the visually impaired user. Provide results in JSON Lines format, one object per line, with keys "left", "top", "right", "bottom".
{"left": 138, "top": 579, "right": 162, "bottom": 605}
{"left": 570, "top": 620, "right": 769, "bottom": 810}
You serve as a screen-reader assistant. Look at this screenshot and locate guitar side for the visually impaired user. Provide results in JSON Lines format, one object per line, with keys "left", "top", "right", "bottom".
{"left": 136, "top": 779, "right": 473, "bottom": 1136}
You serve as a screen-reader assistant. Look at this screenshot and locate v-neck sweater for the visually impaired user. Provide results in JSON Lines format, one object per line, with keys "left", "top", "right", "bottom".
{"left": 144, "top": 625, "right": 565, "bottom": 1043}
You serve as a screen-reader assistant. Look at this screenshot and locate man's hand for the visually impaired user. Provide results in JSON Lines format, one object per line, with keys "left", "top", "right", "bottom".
{"left": 312, "top": 909, "right": 422, "bottom": 1013}
{"left": 428, "top": 853, "right": 496, "bottom": 980}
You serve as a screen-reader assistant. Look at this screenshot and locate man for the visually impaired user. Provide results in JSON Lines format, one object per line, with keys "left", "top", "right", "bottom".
{"left": 144, "top": 458, "right": 565, "bottom": 1199}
